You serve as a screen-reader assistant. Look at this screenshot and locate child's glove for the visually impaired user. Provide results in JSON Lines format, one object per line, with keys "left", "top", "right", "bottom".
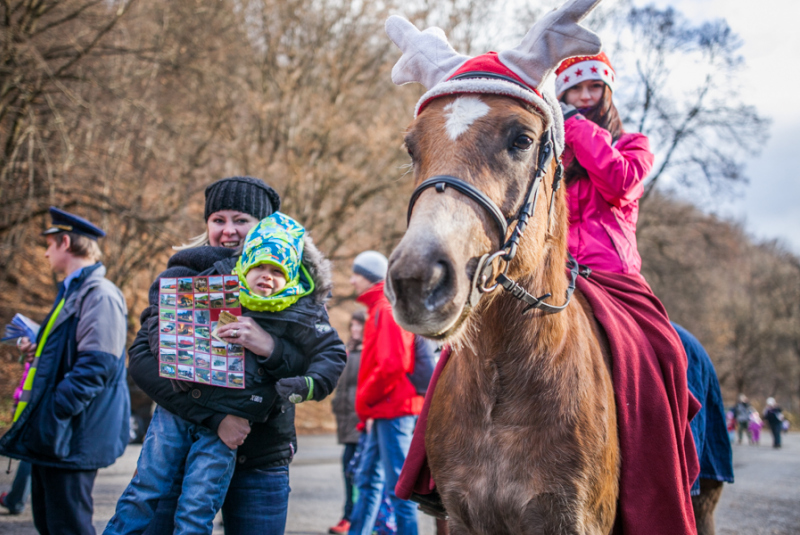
{"left": 275, "top": 376, "right": 316, "bottom": 404}
{"left": 559, "top": 101, "right": 580, "bottom": 120}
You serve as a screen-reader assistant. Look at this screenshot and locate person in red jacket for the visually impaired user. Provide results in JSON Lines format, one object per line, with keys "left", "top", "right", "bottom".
{"left": 348, "top": 250, "right": 422, "bottom": 535}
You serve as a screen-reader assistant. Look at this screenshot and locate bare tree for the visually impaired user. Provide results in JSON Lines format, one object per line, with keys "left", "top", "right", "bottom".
{"left": 606, "top": 4, "right": 770, "bottom": 201}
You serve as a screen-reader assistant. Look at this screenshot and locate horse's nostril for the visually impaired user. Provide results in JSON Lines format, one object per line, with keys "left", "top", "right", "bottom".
{"left": 426, "top": 262, "right": 446, "bottom": 291}
{"left": 424, "top": 260, "right": 453, "bottom": 312}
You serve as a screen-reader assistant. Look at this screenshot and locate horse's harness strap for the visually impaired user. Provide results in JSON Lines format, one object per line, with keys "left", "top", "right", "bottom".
{"left": 501, "top": 129, "right": 554, "bottom": 262}
{"left": 496, "top": 252, "right": 580, "bottom": 315}
{"left": 408, "top": 176, "right": 509, "bottom": 248}
{"left": 406, "top": 126, "right": 575, "bottom": 315}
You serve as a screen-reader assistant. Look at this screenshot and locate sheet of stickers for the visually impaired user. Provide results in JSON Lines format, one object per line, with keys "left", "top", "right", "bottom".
{"left": 158, "top": 275, "right": 245, "bottom": 388}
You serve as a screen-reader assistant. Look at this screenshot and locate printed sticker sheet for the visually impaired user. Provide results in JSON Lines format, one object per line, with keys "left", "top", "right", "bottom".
{"left": 158, "top": 275, "right": 245, "bottom": 388}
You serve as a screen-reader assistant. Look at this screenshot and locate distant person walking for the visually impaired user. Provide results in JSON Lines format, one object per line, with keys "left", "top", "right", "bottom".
{"left": 329, "top": 311, "right": 366, "bottom": 534}
{"left": 348, "top": 251, "right": 423, "bottom": 535}
{"left": 0, "top": 207, "right": 130, "bottom": 534}
{"left": 733, "top": 395, "right": 752, "bottom": 444}
{"left": 763, "top": 398, "right": 785, "bottom": 449}
{"left": 748, "top": 411, "right": 763, "bottom": 446}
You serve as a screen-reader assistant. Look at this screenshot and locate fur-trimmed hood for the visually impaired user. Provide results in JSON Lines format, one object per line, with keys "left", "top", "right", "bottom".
{"left": 301, "top": 236, "right": 333, "bottom": 304}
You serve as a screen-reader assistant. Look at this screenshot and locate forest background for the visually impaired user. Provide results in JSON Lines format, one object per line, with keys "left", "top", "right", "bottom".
{"left": 1, "top": 0, "right": 798, "bottom": 431}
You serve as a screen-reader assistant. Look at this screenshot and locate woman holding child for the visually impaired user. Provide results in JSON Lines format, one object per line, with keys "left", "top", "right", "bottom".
{"left": 108, "top": 176, "right": 346, "bottom": 535}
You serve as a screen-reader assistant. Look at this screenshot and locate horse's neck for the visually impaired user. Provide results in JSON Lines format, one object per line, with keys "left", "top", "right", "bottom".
{"left": 458, "top": 246, "right": 573, "bottom": 370}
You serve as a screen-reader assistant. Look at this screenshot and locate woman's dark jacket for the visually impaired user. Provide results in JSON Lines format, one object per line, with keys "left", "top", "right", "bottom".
{"left": 332, "top": 341, "right": 361, "bottom": 445}
{"left": 0, "top": 264, "right": 130, "bottom": 470}
{"left": 128, "top": 244, "right": 345, "bottom": 470}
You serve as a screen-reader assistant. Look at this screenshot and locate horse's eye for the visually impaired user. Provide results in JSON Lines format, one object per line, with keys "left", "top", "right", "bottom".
{"left": 512, "top": 135, "right": 533, "bottom": 151}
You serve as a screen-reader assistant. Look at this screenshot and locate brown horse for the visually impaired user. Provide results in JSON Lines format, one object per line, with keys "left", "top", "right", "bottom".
{"left": 385, "top": 93, "right": 619, "bottom": 534}
{"left": 383, "top": 2, "right": 724, "bottom": 531}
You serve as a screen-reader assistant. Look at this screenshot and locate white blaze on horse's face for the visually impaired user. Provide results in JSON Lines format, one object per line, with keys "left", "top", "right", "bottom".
{"left": 443, "top": 96, "right": 490, "bottom": 141}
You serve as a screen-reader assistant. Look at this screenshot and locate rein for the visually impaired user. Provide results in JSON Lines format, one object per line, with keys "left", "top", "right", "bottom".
{"left": 407, "top": 128, "right": 584, "bottom": 315}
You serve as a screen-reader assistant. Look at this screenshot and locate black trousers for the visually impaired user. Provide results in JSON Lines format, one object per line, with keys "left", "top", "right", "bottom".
{"left": 769, "top": 421, "right": 783, "bottom": 448}
{"left": 31, "top": 464, "right": 98, "bottom": 535}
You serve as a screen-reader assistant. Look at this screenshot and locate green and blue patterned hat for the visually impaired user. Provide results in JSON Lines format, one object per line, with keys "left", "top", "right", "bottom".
{"left": 234, "top": 212, "right": 314, "bottom": 312}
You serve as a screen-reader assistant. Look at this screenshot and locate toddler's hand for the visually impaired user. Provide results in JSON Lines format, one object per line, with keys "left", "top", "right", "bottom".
{"left": 275, "top": 376, "right": 316, "bottom": 404}
{"left": 217, "top": 415, "right": 251, "bottom": 450}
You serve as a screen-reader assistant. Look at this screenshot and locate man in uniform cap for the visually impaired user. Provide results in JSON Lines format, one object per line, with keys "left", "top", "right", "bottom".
{"left": 0, "top": 207, "right": 130, "bottom": 534}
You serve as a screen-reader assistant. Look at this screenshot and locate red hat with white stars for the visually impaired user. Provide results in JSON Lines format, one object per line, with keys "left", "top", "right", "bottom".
{"left": 554, "top": 52, "right": 615, "bottom": 96}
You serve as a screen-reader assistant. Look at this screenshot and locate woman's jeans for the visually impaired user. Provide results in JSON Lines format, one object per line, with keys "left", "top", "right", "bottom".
{"left": 104, "top": 406, "right": 236, "bottom": 535}
{"left": 348, "top": 416, "right": 418, "bottom": 535}
{"left": 219, "top": 465, "right": 291, "bottom": 535}
{"left": 143, "top": 464, "right": 291, "bottom": 535}
{"left": 2, "top": 460, "right": 31, "bottom": 514}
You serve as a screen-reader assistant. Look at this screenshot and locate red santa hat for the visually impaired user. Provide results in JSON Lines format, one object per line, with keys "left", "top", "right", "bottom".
{"left": 554, "top": 52, "right": 616, "bottom": 96}
{"left": 385, "top": 0, "right": 605, "bottom": 157}
{"left": 414, "top": 52, "right": 547, "bottom": 118}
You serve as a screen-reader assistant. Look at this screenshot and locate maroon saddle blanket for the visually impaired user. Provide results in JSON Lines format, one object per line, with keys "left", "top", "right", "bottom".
{"left": 396, "top": 270, "right": 700, "bottom": 534}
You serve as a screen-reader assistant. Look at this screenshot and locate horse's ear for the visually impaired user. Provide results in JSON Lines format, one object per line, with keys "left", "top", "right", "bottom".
{"left": 385, "top": 15, "right": 470, "bottom": 89}
{"left": 499, "top": 0, "right": 603, "bottom": 90}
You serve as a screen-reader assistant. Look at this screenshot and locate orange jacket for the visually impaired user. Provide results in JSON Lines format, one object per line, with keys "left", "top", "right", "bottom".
{"left": 355, "top": 282, "right": 423, "bottom": 421}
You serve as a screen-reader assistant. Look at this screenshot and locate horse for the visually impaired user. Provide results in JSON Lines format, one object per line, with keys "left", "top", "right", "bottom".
{"left": 382, "top": 2, "right": 720, "bottom": 531}
{"left": 386, "top": 89, "right": 618, "bottom": 533}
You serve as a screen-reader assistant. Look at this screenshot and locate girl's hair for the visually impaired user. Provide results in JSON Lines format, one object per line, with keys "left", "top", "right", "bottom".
{"left": 564, "top": 86, "right": 623, "bottom": 185}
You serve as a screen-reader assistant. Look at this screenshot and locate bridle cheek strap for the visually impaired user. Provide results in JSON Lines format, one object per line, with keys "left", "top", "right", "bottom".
{"left": 407, "top": 176, "right": 509, "bottom": 251}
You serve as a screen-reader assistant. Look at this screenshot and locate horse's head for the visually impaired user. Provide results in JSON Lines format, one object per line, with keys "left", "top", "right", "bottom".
{"left": 385, "top": 94, "right": 561, "bottom": 338}
{"left": 383, "top": 0, "right": 604, "bottom": 339}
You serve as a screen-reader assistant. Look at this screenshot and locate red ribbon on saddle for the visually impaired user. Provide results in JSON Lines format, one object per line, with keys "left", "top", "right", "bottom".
{"left": 396, "top": 270, "right": 700, "bottom": 535}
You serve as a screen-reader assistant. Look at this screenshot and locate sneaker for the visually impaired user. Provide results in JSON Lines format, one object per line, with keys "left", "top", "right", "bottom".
{"left": 329, "top": 519, "right": 351, "bottom": 534}
{"left": 0, "top": 491, "right": 22, "bottom": 515}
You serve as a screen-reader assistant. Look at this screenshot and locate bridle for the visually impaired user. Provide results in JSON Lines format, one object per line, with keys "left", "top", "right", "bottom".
{"left": 406, "top": 127, "right": 585, "bottom": 315}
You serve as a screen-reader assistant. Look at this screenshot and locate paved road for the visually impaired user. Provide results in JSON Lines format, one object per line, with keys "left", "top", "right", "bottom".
{"left": 0, "top": 434, "right": 797, "bottom": 534}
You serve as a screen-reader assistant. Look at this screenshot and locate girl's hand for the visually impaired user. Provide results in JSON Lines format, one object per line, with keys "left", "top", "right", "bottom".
{"left": 216, "top": 317, "right": 275, "bottom": 358}
{"left": 559, "top": 101, "right": 579, "bottom": 120}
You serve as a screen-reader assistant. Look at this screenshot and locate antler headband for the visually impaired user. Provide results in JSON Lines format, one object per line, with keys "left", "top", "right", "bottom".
{"left": 386, "top": 0, "right": 604, "bottom": 154}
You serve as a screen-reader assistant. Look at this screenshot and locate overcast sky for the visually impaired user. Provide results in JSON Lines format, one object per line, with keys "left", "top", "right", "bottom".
{"left": 638, "top": 0, "right": 800, "bottom": 253}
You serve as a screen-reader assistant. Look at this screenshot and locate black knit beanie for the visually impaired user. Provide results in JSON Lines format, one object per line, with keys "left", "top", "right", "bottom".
{"left": 204, "top": 176, "right": 281, "bottom": 221}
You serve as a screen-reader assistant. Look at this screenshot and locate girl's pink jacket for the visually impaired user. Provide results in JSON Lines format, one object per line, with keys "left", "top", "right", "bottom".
{"left": 563, "top": 115, "right": 654, "bottom": 274}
